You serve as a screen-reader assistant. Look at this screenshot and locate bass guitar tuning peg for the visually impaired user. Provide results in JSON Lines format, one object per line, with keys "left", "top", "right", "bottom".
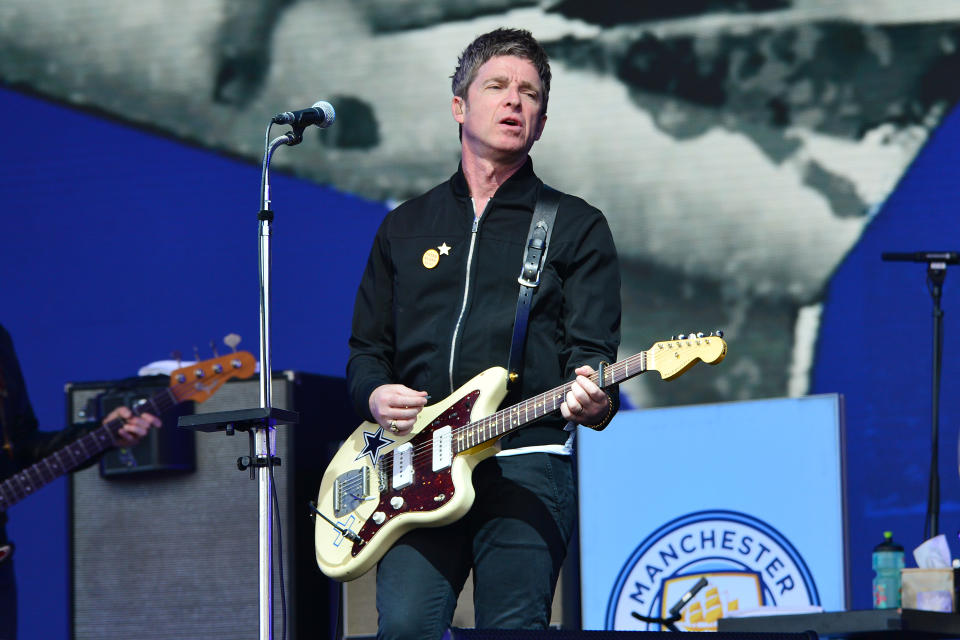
{"left": 209, "top": 339, "right": 219, "bottom": 357}
{"left": 223, "top": 333, "right": 242, "bottom": 353}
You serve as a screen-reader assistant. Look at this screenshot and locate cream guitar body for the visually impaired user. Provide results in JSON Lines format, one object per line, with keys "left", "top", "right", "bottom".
{"left": 314, "top": 367, "right": 509, "bottom": 582}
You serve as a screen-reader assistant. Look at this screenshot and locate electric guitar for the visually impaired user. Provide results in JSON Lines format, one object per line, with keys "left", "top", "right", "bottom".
{"left": 314, "top": 332, "right": 727, "bottom": 581}
{"left": 0, "top": 351, "right": 256, "bottom": 512}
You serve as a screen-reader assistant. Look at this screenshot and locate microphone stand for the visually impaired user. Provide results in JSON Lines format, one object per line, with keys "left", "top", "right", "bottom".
{"left": 252, "top": 125, "right": 302, "bottom": 640}
{"left": 882, "top": 251, "right": 958, "bottom": 540}
{"left": 178, "top": 124, "right": 306, "bottom": 640}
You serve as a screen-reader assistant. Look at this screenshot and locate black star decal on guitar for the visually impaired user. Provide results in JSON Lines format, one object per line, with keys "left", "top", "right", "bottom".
{"left": 355, "top": 425, "right": 394, "bottom": 465}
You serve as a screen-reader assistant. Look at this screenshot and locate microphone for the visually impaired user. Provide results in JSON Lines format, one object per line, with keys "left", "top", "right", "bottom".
{"left": 271, "top": 101, "right": 336, "bottom": 129}
{"left": 882, "top": 251, "right": 959, "bottom": 264}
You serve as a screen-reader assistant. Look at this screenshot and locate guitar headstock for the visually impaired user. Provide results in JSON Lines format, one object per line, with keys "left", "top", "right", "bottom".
{"left": 648, "top": 332, "right": 727, "bottom": 381}
{"left": 169, "top": 351, "right": 257, "bottom": 403}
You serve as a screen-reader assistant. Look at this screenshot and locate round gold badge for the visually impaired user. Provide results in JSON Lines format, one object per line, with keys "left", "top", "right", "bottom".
{"left": 422, "top": 248, "right": 440, "bottom": 269}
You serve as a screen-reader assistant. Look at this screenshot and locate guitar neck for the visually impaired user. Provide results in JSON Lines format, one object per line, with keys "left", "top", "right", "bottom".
{"left": 0, "top": 388, "right": 177, "bottom": 510}
{"left": 452, "top": 351, "right": 648, "bottom": 453}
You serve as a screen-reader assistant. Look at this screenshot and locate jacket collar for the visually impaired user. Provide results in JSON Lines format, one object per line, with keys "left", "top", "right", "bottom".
{"left": 450, "top": 156, "right": 540, "bottom": 211}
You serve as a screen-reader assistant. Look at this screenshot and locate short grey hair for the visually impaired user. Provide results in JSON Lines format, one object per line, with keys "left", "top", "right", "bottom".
{"left": 451, "top": 28, "right": 552, "bottom": 115}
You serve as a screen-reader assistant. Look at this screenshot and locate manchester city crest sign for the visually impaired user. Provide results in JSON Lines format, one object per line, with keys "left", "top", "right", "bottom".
{"left": 606, "top": 510, "right": 820, "bottom": 631}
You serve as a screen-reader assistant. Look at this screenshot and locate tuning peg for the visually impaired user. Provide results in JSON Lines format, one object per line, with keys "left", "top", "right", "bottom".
{"left": 193, "top": 345, "right": 201, "bottom": 362}
{"left": 223, "top": 333, "right": 242, "bottom": 353}
{"left": 696, "top": 332, "right": 705, "bottom": 338}
{"left": 209, "top": 339, "right": 219, "bottom": 357}
{"left": 171, "top": 350, "right": 182, "bottom": 367}
{"left": 676, "top": 334, "right": 686, "bottom": 340}
{"left": 714, "top": 330, "right": 724, "bottom": 338}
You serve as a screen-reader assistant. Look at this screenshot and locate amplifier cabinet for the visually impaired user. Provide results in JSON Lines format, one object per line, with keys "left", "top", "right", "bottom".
{"left": 68, "top": 372, "right": 355, "bottom": 640}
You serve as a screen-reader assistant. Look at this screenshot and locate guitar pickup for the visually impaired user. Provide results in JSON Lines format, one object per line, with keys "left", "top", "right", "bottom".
{"left": 333, "top": 467, "right": 370, "bottom": 518}
{"left": 392, "top": 443, "right": 414, "bottom": 489}
{"left": 433, "top": 426, "right": 452, "bottom": 471}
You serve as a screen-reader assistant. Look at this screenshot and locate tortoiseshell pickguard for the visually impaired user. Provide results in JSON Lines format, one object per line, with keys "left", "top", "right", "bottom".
{"left": 351, "top": 390, "right": 480, "bottom": 557}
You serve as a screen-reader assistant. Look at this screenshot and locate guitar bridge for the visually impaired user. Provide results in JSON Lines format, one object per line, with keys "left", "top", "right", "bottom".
{"left": 333, "top": 467, "right": 370, "bottom": 518}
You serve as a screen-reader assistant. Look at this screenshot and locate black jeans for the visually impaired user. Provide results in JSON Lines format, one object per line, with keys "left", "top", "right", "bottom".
{"left": 375, "top": 453, "right": 576, "bottom": 640}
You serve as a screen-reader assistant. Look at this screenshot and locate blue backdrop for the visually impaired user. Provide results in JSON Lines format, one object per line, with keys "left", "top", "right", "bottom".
{"left": 1, "top": 85, "right": 387, "bottom": 638}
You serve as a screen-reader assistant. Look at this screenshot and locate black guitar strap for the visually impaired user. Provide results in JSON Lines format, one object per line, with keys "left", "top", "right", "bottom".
{"left": 506, "top": 185, "right": 561, "bottom": 391}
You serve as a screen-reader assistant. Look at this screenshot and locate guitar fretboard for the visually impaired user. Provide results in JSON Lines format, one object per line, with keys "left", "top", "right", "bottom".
{"left": 451, "top": 350, "right": 648, "bottom": 453}
{"left": 0, "top": 389, "right": 176, "bottom": 510}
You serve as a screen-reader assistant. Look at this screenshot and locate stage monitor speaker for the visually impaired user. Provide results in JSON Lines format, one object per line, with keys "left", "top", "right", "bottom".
{"left": 68, "top": 371, "right": 357, "bottom": 640}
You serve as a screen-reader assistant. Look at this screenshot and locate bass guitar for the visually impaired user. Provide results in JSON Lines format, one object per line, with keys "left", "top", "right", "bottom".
{"left": 0, "top": 351, "right": 256, "bottom": 512}
{"left": 314, "top": 332, "right": 726, "bottom": 581}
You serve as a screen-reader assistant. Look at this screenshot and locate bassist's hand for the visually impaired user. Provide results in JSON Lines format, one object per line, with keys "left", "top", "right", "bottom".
{"left": 369, "top": 384, "right": 429, "bottom": 436}
{"left": 107, "top": 406, "right": 162, "bottom": 448}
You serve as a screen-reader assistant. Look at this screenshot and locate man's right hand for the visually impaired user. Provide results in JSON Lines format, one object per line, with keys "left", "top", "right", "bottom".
{"left": 368, "top": 384, "right": 429, "bottom": 436}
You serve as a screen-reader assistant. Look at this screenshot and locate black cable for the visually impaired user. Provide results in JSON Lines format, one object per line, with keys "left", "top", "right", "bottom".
{"left": 335, "top": 570, "right": 344, "bottom": 640}
{"left": 268, "top": 436, "right": 288, "bottom": 640}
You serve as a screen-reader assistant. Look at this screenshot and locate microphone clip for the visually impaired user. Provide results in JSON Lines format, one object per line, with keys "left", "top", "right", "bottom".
{"left": 283, "top": 128, "right": 305, "bottom": 147}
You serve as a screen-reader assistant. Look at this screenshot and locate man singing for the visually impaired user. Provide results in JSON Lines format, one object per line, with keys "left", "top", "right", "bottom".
{"left": 346, "top": 28, "right": 621, "bottom": 639}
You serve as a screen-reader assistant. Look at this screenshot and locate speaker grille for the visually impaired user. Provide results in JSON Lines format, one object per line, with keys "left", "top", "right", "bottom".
{"left": 70, "top": 372, "right": 350, "bottom": 640}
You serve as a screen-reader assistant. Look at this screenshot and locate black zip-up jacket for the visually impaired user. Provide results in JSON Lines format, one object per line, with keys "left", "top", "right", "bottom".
{"left": 347, "top": 158, "right": 621, "bottom": 449}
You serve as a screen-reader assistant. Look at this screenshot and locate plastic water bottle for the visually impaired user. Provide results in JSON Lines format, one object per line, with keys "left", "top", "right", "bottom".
{"left": 872, "top": 531, "right": 904, "bottom": 609}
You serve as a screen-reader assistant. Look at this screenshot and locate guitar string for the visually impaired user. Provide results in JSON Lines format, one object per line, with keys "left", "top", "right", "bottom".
{"left": 338, "top": 352, "right": 645, "bottom": 497}
{"left": 2, "top": 380, "right": 190, "bottom": 501}
{"left": 0, "top": 357, "right": 252, "bottom": 505}
{"left": 333, "top": 352, "right": 651, "bottom": 497}
{"left": 335, "top": 339, "right": 719, "bottom": 500}
{"left": 334, "top": 349, "right": 659, "bottom": 498}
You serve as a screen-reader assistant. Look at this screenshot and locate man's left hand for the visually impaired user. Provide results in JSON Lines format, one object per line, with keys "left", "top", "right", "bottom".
{"left": 560, "top": 365, "right": 609, "bottom": 425}
{"left": 105, "top": 406, "right": 162, "bottom": 448}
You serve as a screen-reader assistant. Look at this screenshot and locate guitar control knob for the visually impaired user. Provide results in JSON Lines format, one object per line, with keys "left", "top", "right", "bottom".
{"left": 371, "top": 511, "right": 386, "bottom": 525}
{"left": 390, "top": 496, "right": 404, "bottom": 510}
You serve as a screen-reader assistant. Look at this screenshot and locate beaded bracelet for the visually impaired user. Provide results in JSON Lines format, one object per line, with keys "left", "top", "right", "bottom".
{"left": 582, "top": 390, "right": 614, "bottom": 431}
